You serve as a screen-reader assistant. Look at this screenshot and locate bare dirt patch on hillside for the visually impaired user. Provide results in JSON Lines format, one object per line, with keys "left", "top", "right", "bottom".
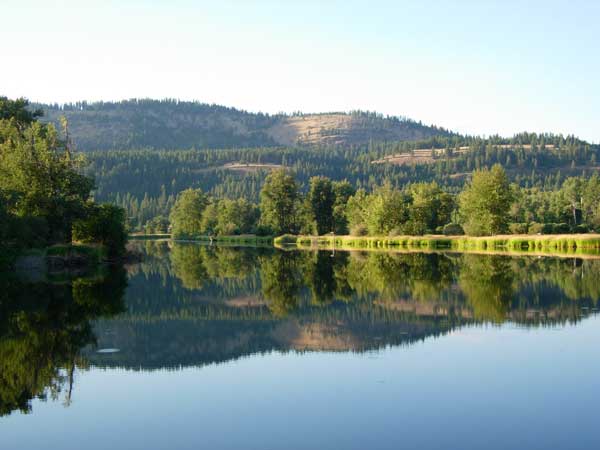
{"left": 222, "top": 162, "right": 283, "bottom": 173}
{"left": 371, "top": 144, "right": 556, "bottom": 166}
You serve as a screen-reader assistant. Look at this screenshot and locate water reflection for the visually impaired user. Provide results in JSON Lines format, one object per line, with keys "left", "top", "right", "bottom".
{"left": 2, "top": 243, "right": 599, "bottom": 416}
{"left": 0, "top": 267, "right": 127, "bottom": 416}
{"left": 90, "top": 242, "right": 600, "bottom": 371}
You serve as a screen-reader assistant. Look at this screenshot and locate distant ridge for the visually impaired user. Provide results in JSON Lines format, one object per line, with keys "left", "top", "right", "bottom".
{"left": 35, "top": 99, "right": 454, "bottom": 151}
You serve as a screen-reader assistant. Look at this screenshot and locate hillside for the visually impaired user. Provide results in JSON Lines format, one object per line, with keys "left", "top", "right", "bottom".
{"left": 36, "top": 99, "right": 453, "bottom": 151}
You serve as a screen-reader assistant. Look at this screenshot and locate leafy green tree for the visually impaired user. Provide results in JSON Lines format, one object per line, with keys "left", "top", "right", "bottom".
{"left": 405, "top": 182, "right": 454, "bottom": 234}
{"left": 308, "top": 176, "right": 335, "bottom": 235}
{"left": 346, "top": 188, "right": 370, "bottom": 234}
{"left": 169, "top": 188, "right": 208, "bottom": 238}
{"left": 72, "top": 203, "right": 128, "bottom": 257}
{"left": 582, "top": 175, "right": 600, "bottom": 230}
{"left": 0, "top": 120, "right": 93, "bottom": 243}
{"left": 0, "top": 194, "right": 15, "bottom": 267}
{"left": 200, "top": 202, "right": 219, "bottom": 235}
{"left": 332, "top": 180, "right": 355, "bottom": 234}
{"left": 561, "top": 177, "right": 583, "bottom": 226}
{"left": 214, "top": 198, "right": 260, "bottom": 235}
{"left": 459, "top": 165, "right": 514, "bottom": 236}
{"left": 259, "top": 169, "right": 299, "bottom": 235}
{"left": 365, "top": 183, "right": 410, "bottom": 235}
{"left": 144, "top": 215, "right": 169, "bottom": 234}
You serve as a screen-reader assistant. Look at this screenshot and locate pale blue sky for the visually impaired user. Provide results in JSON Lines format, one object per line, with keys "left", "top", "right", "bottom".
{"left": 2, "top": 0, "right": 599, "bottom": 142}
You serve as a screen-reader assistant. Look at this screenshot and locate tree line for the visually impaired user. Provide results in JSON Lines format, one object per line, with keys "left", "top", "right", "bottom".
{"left": 85, "top": 131, "right": 599, "bottom": 231}
{"left": 166, "top": 165, "right": 600, "bottom": 238}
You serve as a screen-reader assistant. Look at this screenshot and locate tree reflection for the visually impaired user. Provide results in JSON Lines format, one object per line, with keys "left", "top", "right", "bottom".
{"left": 260, "top": 252, "right": 302, "bottom": 316}
{"left": 0, "top": 266, "right": 126, "bottom": 416}
{"left": 307, "top": 251, "right": 336, "bottom": 305}
{"left": 169, "top": 243, "right": 209, "bottom": 289}
{"left": 81, "top": 244, "right": 600, "bottom": 371}
{"left": 458, "top": 255, "right": 514, "bottom": 322}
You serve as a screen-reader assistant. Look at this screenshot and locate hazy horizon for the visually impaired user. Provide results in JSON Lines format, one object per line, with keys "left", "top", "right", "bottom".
{"left": 3, "top": 0, "right": 599, "bottom": 143}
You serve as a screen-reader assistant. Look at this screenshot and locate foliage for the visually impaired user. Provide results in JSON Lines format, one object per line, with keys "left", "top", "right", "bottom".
{"left": 459, "top": 165, "right": 514, "bottom": 236}
{"left": 211, "top": 198, "right": 259, "bottom": 235}
{"left": 72, "top": 203, "right": 128, "bottom": 257}
{"left": 169, "top": 188, "right": 209, "bottom": 239}
{"left": 308, "top": 176, "right": 335, "bottom": 235}
{"left": 405, "top": 182, "right": 454, "bottom": 235}
{"left": 0, "top": 96, "right": 42, "bottom": 129}
{"left": 332, "top": 180, "right": 355, "bottom": 234}
{"left": 259, "top": 170, "right": 300, "bottom": 235}
{"left": 144, "top": 215, "right": 169, "bottom": 234}
{"left": 0, "top": 119, "right": 93, "bottom": 244}
{"left": 443, "top": 223, "right": 464, "bottom": 236}
{"left": 0, "top": 97, "right": 127, "bottom": 261}
{"left": 83, "top": 131, "right": 600, "bottom": 232}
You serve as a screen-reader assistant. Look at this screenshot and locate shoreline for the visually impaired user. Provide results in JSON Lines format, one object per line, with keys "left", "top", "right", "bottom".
{"left": 129, "top": 232, "right": 600, "bottom": 257}
{"left": 273, "top": 233, "right": 600, "bottom": 256}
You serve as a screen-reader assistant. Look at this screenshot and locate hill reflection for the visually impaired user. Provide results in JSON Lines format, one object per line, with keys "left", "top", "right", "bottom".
{"left": 2, "top": 243, "right": 599, "bottom": 416}
{"left": 89, "top": 242, "right": 599, "bottom": 370}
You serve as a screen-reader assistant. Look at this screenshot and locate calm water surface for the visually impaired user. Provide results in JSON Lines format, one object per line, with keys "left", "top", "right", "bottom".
{"left": 1, "top": 242, "right": 600, "bottom": 450}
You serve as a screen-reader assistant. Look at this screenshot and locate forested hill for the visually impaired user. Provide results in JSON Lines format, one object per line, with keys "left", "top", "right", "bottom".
{"left": 35, "top": 99, "right": 453, "bottom": 151}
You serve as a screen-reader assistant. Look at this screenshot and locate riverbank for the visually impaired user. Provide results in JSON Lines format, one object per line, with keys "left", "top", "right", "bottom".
{"left": 129, "top": 233, "right": 172, "bottom": 240}
{"left": 151, "top": 234, "right": 274, "bottom": 245}
{"left": 274, "top": 233, "right": 600, "bottom": 254}
{"left": 9, "top": 244, "right": 107, "bottom": 281}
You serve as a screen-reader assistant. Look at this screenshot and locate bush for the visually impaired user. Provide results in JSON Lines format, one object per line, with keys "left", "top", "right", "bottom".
{"left": 253, "top": 224, "right": 273, "bottom": 236}
{"left": 144, "top": 215, "right": 169, "bottom": 234}
{"left": 508, "top": 223, "right": 528, "bottom": 234}
{"left": 73, "top": 204, "right": 128, "bottom": 258}
{"left": 350, "top": 224, "right": 369, "bottom": 236}
{"left": 552, "top": 223, "right": 570, "bottom": 234}
{"left": 388, "top": 227, "right": 403, "bottom": 237}
{"left": 442, "top": 223, "right": 464, "bottom": 236}
{"left": 541, "top": 223, "right": 555, "bottom": 234}
{"left": 273, "top": 234, "right": 297, "bottom": 245}
{"left": 573, "top": 224, "right": 589, "bottom": 233}
{"left": 528, "top": 222, "right": 544, "bottom": 235}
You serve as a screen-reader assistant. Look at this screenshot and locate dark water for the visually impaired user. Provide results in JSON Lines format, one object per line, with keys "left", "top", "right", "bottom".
{"left": 2, "top": 242, "right": 600, "bottom": 450}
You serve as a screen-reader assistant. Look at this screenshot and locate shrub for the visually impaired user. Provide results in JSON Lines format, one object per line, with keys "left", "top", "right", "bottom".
{"left": 350, "top": 224, "right": 369, "bottom": 236}
{"left": 552, "top": 223, "right": 570, "bottom": 234}
{"left": 540, "top": 223, "right": 555, "bottom": 234}
{"left": 442, "top": 223, "right": 464, "bottom": 236}
{"left": 573, "top": 224, "right": 589, "bottom": 233}
{"left": 253, "top": 224, "right": 273, "bottom": 236}
{"left": 388, "top": 227, "right": 403, "bottom": 237}
{"left": 528, "top": 222, "right": 544, "bottom": 235}
{"left": 509, "top": 223, "right": 528, "bottom": 234}
{"left": 273, "top": 234, "right": 297, "bottom": 245}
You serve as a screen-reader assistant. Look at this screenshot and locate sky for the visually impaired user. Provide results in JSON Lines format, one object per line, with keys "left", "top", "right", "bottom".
{"left": 2, "top": 0, "right": 599, "bottom": 142}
